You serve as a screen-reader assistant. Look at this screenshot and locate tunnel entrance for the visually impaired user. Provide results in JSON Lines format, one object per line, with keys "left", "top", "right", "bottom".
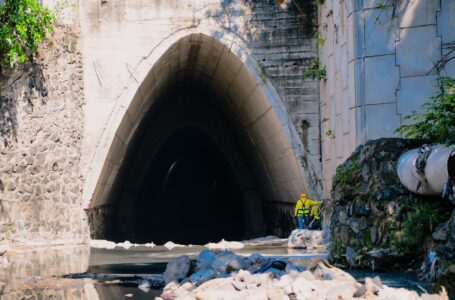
{"left": 88, "top": 83, "right": 265, "bottom": 244}
{"left": 135, "top": 128, "right": 245, "bottom": 244}
{"left": 86, "top": 34, "right": 313, "bottom": 243}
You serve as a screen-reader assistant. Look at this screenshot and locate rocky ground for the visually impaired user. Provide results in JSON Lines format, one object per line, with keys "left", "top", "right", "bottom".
{"left": 158, "top": 250, "right": 447, "bottom": 300}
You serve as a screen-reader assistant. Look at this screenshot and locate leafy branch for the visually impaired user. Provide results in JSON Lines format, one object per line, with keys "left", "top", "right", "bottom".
{"left": 303, "top": 58, "right": 327, "bottom": 81}
{"left": 0, "top": 0, "right": 55, "bottom": 69}
{"left": 396, "top": 77, "right": 455, "bottom": 145}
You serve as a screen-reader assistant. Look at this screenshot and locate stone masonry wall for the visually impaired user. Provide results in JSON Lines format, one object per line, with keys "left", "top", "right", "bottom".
{"left": 0, "top": 23, "right": 89, "bottom": 243}
{"left": 319, "top": 0, "right": 455, "bottom": 197}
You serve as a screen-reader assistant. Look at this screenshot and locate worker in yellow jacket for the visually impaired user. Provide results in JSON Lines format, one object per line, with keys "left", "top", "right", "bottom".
{"left": 310, "top": 204, "right": 321, "bottom": 230}
{"left": 294, "top": 193, "right": 322, "bottom": 229}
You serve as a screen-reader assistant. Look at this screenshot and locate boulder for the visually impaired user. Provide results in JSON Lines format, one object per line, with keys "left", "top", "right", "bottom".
{"left": 287, "top": 229, "right": 324, "bottom": 249}
{"left": 164, "top": 255, "right": 191, "bottom": 284}
{"left": 211, "top": 253, "right": 248, "bottom": 273}
{"left": 189, "top": 269, "right": 216, "bottom": 286}
{"left": 196, "top": 250, "right": 217, "bottom": 270}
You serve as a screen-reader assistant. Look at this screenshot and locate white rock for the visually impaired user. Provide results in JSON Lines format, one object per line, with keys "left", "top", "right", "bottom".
{"left": 90, "top": 239, "right": 116, "bottom": 249}
{"left": 205, "top": 239, "right": 244, "bottom": 250}
{"left": 288, "top": 229, "right": 325, "bottom": 249}
{"left": 117, "top": 241, "right": 133, "bottom": 249}
{"left": 164, "top": 241, "right": 185, "bottom": 250}
{"left": 138, "top": 280, "right": 150, "bottom": 293}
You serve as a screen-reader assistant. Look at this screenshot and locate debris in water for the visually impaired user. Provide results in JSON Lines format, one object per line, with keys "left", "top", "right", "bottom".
{"left": 117, "top": 241, "right": 133, "bottom": 249}
{"left": 90, "top": 239, "right": 157, "bottom": 249}
{"left": 90, "top": 239, "right": 116, "bottom": 249}
{"left": 205, "top": 239, "right": 244, "bottom": 250}
{"left": 138, "top": 279, "right": 151, "bottom": 293}
{"left": 164, "top": 241, "right": 185, "bottom": 250}
{"left": 125, "top": 293, "right": 133, "bottom": 297}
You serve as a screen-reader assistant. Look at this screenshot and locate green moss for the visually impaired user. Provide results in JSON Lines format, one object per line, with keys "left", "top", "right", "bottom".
{"left": 334, "top": 160, "right": 362, "bottom": 186}
{"left": 330, "top": 238, "right": 345, "bottom": 260}
{"left": 363, "top": 229, "right": 374, "bottom": 250}
{"left": 392, "top": 201, "right": 450, "bottom": 254}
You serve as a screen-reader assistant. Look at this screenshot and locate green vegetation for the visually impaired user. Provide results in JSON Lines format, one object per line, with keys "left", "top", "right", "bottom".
{"left": 393, "top": 201, "right": 450, "bottom": 254}
{"left": 325, "top": 129, "right": 334, "bottom": 138}
{"left": 254, "top": 61, "right": 269, "bottom": 81}
{"left": 303, "top": 58, "right": 327, "bottom": 81}
{"left": 334, "top": 160, "right": 362, "bottom": 186}
{"left": 396, "top": 78, "right": 455, "bottom": 144}
{"left": 0, "top": 0, "right": 55, "bottom": 68}
{"left": 314, "top": 31, "right": 325, "bottom": 47}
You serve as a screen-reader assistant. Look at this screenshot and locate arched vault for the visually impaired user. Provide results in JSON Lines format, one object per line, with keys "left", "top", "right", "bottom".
{"left": 84, "top": 33, "right": 320, "bottom": 242}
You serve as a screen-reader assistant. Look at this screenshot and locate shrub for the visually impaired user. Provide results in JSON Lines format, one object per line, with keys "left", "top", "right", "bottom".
{"left": 0, "top": 0, "right": 55, "bottom": 68}
{"left": 393, "top": 201, "right": 450, "bottom": 254}
{"left": 396, "top": 77, "right": 455, "bottom": 145}
{"left": 303, "top": 58, "right": 327, "bottom": 81}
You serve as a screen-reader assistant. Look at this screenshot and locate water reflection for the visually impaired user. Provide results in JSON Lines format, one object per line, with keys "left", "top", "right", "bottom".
{"left": 0, "top": 243, "right": 430, "bottom": 299}
{"left": 0, "top": 243, "right": 322, "bottom": 299}
{"left": 0, "top": 244, "right": 94, "bottom": 299}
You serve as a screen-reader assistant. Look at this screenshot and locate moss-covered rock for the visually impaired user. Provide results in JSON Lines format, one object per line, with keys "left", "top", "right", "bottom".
{"left": 327, "top": 138, "right": 451, "bottom": 273}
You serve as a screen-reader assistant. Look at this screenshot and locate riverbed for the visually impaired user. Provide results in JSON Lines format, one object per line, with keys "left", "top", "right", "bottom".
{"left": 0, "top": 242, "right": 432, "bottom": 299}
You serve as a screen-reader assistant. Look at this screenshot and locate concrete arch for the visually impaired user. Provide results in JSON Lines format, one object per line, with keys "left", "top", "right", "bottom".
{"left": 83, "top": 31, "right": 320, "bottom": 238}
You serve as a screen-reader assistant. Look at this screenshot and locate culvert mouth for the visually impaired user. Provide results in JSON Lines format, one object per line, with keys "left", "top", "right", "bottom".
{"left": 134, "top": 127, "right": 246, "bottom": 245}
{"left": 448, "top": 149, "right": 455, "bottom": 182}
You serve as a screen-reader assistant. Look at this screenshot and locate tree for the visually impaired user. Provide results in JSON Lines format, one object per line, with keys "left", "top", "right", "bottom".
{"left": 0, "top": 0, "right": 55, "bottom": 68}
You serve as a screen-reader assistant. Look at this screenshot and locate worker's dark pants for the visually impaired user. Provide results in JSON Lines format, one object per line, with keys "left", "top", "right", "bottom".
{"left": 297, "top": 215, "right": 310, "bottom": 229}
{"left": 311, "top": 220, "right": 320, "bottom": 230}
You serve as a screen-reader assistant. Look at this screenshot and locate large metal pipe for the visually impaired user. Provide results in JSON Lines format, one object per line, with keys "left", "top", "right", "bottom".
{"left": 397, "top": 144, "right": 455, "bottom": 196}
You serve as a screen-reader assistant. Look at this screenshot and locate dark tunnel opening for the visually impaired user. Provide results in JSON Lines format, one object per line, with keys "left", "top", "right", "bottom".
{"left": 449, "top": 149, "right": 455, "bottom": 182}
{"left": 135, "top": 127, "right": 245, "bottom": 244}
{"left": 88, "top": 81, "right": 266, "bottom": 244}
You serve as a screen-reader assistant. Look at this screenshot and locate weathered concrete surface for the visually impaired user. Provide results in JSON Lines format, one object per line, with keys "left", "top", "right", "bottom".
{"left": 78, "top": 0, "right": 323, "bottom": 239}
{"left": 319, "top": 0, "right": 455, "bottom": 197}
{"left": 0, "top": 0, "right": 321, "bottom": 244}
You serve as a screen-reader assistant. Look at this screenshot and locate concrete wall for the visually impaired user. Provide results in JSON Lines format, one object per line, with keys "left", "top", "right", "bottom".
{"left": 79, "top": 0, "right": 323, "bottom": 209}
{"left": 319, "top": 0, "right": 455, "bottom": 196}
{"left": 0, "top": 0, "right": 322, "bottom": 243}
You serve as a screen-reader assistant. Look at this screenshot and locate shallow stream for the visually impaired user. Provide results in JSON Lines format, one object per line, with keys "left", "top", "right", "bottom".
{"left": 0, "top": 243, "right": 431, "bottom": 299}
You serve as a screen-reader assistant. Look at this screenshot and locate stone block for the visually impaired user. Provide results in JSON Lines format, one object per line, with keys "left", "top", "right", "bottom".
{"left": 355, "top": 106, "right": 366, "bottom": 145}
{"left": 397, "top": 75, "right": 438, "bottom": 124}
{"left": 341, "top": 44, "right": 349, "bottom": 90}
{"left": 335, "top": 114, "right": 344, "bottom": 158}
{"left": 400, "top": 0, "right": 439, "bottom": 28}
{"left": 443, "top": 58, "right": 455, "bottom": 77}
{"left": 363, "top": 0, "right": 387, "bottom": 9}
{"left": 364, "top": 55, "right": 399, "bottom": 104}
{"left": 352, "top": 11, "right": 365, "bottom": 59}
{"left": 438, "top": 0, "right": 455, "bottom": 43}
{"left": 365, "top": 7, "right": 398, "bottom": 56}
{"left": 346, "top": 0, "right": 363, "bottom": 15}
{"left": 396, "top": 25, "right": 441, "bottom": 77}
{"left": 365, "top": 103, "right": 400, "bottom": 140}
{"left": 341, "top": 90, "right": 350, "bottom": 134}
